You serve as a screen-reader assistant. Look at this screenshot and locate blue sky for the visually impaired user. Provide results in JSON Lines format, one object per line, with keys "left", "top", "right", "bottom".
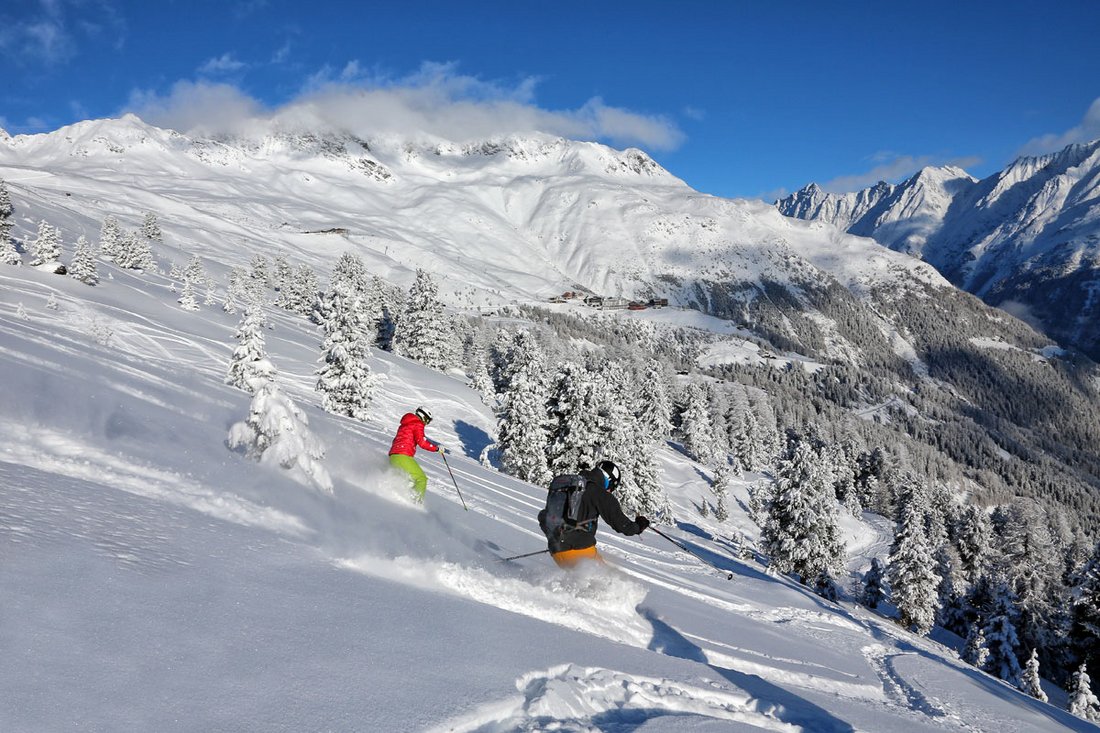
{"left": 2, "top": 0, "right": 1099, "bottom": 200}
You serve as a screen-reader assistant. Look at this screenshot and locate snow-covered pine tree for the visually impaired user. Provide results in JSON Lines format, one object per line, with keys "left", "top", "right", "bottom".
{"left": 314, "top": 253, "right": 363, "bottom": 324}
{"left": 227, "top": 369, "right": 332, "bottom": 494}
{"left": 1071, "top": 541, "right": 1100, "bottom": 677}
{"left": 887, "top": 477, "right": 941, "bottom": 635}
{"left": 680, "top": 382, "right": 716, "bottom": 463}
{"left": 546, "top": 360, "right": 604, "bottom": 474}
{"left": 271, "top": 255, "right": 293, "bottom": 300}
{"left": 703, "top": 381, "right": 730, "bottom": 457}
{"left": 178, "top": 279, "right": 200, "bottom": 311}
{"left": 991, "top": 499, "right": 1061, "bottom": 664}
{"left": 957, "top": 504, "right": 992, "bottom": 584}
{"left": 466, "top": 329, "right": 496, "bottom": 402}
{"left": 116, "top": 230, "right": 152, "bottom": 270}
{"left": 1019, "top": 648, "right": 1047, "bottom": 702}
{"left": 331, "top": 251, "right": 369, "bottom": 294}
{"left": 231, "top": 264, "right": 266, "bottom": 306}
{"left": 285, "top": 263, "right": 319, "bottom": 316}
{"left": 497, "top": 330, "right": 552, "bottom": 486}
{"left": 250, "top": 254, "right": 271, "bottom": 289}
{"left": 828, "top": 439, "right": 861, "bottom": 515}
{"left": 1069, "top": 664, "right": 1100, "bottom": 721}
{"left": 625, "top": 446, "right": 672, "bottom": 521}
{"left": 747, "top": 388, "right": 782, "bottom": 468}
{"left": 183, "top": 254, "right": 208, "bottom": 289}
{"left": 488, "top": 327, "right": 514, "bottom": 395}
{"left": 98, "top": 215, "right": 122, "bottom": 262}
{"left": 983, "top": 581, "right": 1024, "bottom": 685}
{"left": 761, "top": 439, "right": 844, "bottom": 586}
{"left": 724, "top": 382, "right": 749, "bottom": 465}
{"left": 0, "top": 229, "right": 17, "bottom": 265}
{"left": 29, "top": 220, "right": 62, "bottom": 269}
{"left": 936, "top": 543, "right": 969, "bottom": 636}
{"left": 316, "top": 287, "right": 381, "bottom": 420}
{"left": 635, "top": 359, "right": 673, "bottom": 444}
{"left": 226, "top": 304, "right": 272, "bottom": 393}
{"left": 601, "top": 360, "right": 672, "bottom": 521}
{"left": 395, "top": 268, "right": 454, "bottom": 371}
{"left": 861, "top": 557, "right": 886, "bottom": 610}
{"left": 962, "top": 623, "right": 990, "bottom": 668}
{"left": 0, "top": 178, "right": 17, "bottom": 265}
{"left": 710, "top": 461, "right": 731, "bottom": 522}
{"left": 141, "top": 211, "right": 162, "bottom": 242}
{"left": 69, "top": 235, "right": 98, "bottom": 285}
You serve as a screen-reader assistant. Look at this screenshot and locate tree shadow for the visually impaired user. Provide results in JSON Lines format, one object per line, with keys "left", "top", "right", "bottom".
{"left": 666, "top": 521, "right": 773, "bottom": 584}
{"left": 453, "top": 419, "right": 492, "bottom": 459}
{"left": 637, "top": 606, "right": 856, "bottom": 732}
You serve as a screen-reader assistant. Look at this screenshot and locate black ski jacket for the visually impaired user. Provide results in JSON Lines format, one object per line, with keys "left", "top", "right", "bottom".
{"left": 540, "top": 467, "right": 645, "bottom": 553}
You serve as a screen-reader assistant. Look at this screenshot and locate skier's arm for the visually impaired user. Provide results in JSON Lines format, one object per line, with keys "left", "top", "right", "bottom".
{"left": 415, "top": 423, "right": 439, "bottom": 452}
{"left": 595, "top": 491, "right": 643, "bottom": 536}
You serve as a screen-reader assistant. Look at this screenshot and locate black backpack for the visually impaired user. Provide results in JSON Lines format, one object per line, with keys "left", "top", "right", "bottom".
{"left": 541, "top": 473, "right": 589, "bottom": 542}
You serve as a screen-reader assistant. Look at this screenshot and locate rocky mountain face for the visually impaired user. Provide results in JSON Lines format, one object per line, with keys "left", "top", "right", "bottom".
{"left": 777, "top": 141, "right": 1100, "bottom": 360}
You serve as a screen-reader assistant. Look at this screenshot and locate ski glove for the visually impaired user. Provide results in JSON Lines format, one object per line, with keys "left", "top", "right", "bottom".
{"left": 635, "top": 516, "right": 650, "bottom": 533}
{"left": 436, "top": 445, "right": 446, "bottom": 454}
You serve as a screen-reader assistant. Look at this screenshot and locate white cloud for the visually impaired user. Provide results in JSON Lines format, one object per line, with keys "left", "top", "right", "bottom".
{"left": 0, "top": 17, "right": 73, "bottom": 65}
{"left": 1018, "top": 97, "right": 1100, "bottom": 156}
{"left": 271, "top": 40, "right": 291, "bottom": 64}
{"left": 198, "top": 53, "right": 247, "bottom": 76}
{"left": 127, "top": 81, "right": 265, "bottom": 136}
{"left": 682, "top": 106, "right": 706, "bottom": 122}
{"left": 998, "top": 299, "right": 1045, "bottom": 332}
{"left": 820, "top": 153, "right": 982, "bottom": 194}
{"left": 125, "top": 62, "right": 685, "bottom": 152}
{"left": 0, "top": 0, "right": 125, "bottom": 65}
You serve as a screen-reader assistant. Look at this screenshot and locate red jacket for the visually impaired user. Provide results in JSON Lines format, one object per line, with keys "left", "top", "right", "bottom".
{"left": 388, "top": 413, "right": 439, "bottom": 456}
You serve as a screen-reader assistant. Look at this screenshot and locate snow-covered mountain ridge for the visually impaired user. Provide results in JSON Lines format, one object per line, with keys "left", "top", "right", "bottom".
{"left": 1, "top": 115, "right": 958, "bottom": 368}
{"left": 777, "top": 140, "right": 1100, "bottom": 360}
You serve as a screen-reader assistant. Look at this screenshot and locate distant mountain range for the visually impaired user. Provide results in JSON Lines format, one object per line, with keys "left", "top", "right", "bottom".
{"left": 776, "top": 140, "right": 1100, "bottom": 360}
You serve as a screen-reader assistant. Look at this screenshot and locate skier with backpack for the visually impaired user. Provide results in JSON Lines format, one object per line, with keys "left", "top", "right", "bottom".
{"left": 388, "top": 406, "right": 443, "bottom": 502}
{"left": 537, "top": 459, "right": 650, "bottom": 568}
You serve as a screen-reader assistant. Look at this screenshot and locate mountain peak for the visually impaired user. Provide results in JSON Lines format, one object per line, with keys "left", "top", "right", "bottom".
{"left": 779, "top": 137, "right": 1100, "bottom": 359}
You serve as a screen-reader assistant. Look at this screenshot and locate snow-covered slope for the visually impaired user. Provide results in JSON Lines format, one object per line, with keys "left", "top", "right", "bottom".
{"left": 2, "top": 259, "right": 1090, "bottom": 731}
{"left": 777, "top": 141, "right": 1100, "bottom": 359}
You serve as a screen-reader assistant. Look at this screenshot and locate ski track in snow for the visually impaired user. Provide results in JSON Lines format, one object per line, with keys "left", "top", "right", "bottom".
{"left": 428, "top": 664, "right": 806, "bottom": 733}
{"left": 337, "top": 554, "right": 653, "bottom": 647}
{"left": 0, "top": 426, "right": 310, "bottom": 537}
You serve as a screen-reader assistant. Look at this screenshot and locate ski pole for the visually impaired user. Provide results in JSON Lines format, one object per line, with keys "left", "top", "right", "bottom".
{"left": 499, "top": 549, "right": 550, "bottom": 562}
{"left": 440, "top": 451, "right": 468, "bottom": 511}
{"left": 650, "top": 526, "right": 734, "bottom": 580}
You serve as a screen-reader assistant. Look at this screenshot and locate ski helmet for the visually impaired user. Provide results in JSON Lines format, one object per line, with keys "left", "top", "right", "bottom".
{"left": 596, "top": 460, "right": 621, "bottom": 491}
{"left": 415, "top": 406, "right": 433, "bottom": 425}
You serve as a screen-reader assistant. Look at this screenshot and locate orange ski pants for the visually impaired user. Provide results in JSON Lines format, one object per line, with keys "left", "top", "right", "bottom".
{"left": 550, "top": 546, "right": 604, "bottom": 568}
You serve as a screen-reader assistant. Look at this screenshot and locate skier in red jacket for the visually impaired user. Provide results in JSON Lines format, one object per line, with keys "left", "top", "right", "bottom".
{"left": 388, "top": 406, "right": 442, "bottom": 501}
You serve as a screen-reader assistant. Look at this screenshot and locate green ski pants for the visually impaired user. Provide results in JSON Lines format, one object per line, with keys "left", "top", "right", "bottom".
{"left": 389, "top": 454, "right": 427, "bottom": 500}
